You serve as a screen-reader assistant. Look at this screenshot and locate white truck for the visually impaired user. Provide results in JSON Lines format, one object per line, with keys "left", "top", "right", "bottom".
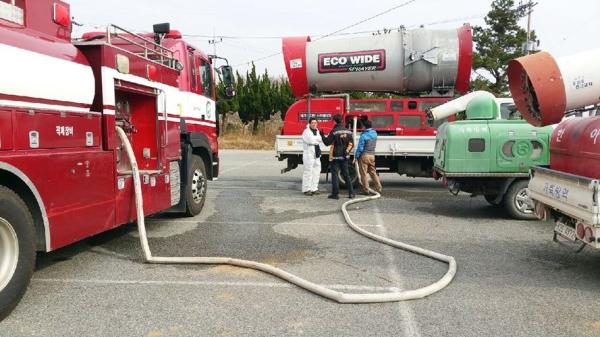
{"left": 528, "top": 167, "right": 599, "bottom": 249}
{"left": 507, "top": 48, "right": 600, "bottom": 250}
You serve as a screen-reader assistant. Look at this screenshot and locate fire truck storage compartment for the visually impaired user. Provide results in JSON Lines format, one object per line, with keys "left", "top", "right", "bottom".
{"left": 0, "top": 109, "right": 13, "bottom": 150}
{"left": 115, "top": 88, "right": 161, "bottom": 172}
{"left": 14, "top": 110, "right": 101, "bottom": 150}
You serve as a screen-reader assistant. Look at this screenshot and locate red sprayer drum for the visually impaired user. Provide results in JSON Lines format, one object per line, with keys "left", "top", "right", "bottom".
{"left": 282, "top": 24, "right": 472, "bottom": 97}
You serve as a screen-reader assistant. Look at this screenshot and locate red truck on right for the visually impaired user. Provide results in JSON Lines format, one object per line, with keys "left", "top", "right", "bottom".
{"left": 508, "top": 48, "right": 600, "bottom": 250}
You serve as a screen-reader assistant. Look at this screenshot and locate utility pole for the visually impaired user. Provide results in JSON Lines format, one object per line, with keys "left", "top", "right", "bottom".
{"left": 520, "top": 0, "right": 538, "bottom": 54}
{"left": 208, "top": 27, "right": 223, "bottom": 57}
{"left": 526, "top": 0, "right": 532, "bottom": 54}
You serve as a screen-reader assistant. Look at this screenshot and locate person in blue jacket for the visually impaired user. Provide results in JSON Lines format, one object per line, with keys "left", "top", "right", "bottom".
{"left": 353, "top": 119, "right": 382, "bottom": 195}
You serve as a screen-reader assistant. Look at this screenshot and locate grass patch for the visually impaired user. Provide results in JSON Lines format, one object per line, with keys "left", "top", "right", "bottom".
{"left": 219, "top": 133, "right": 277, "bottom": 150}
{"left": 218, "top": 112, "right": 284, "bottom": 150}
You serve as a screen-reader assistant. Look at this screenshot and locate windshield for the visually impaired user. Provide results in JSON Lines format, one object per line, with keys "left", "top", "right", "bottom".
{"left": 199, "top": 60, "right": 213, "bottom": 97}
{"left": 349, "top": 101, "right": 387, "bottom": 112}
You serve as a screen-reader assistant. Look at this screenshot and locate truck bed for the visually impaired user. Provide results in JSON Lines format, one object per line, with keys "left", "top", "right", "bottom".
{"left": 528, "top": 166, "right": 600, "bottom": 226}
{"left": 275, "top": 135, "right": 436, "bottom": 157}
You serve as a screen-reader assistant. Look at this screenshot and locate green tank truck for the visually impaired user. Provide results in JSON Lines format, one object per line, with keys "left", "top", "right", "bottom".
{"left": 432, "top": 95, "right": 553, "bottom": 220}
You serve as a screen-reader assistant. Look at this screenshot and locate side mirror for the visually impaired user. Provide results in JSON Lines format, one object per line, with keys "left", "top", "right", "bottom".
{"left": 153, "top": 23, "right": 171, "bottom": 34}
{"left": 153, "top": 23, "right": 170, "bottom": 45}
{"left": 225, "top": 86, "right": 236, "bottom": 98}
{"left": 174, "top": 60, "right": 184, "bottom": 72}
{"left": 220, "top": 65, "right": 236, "bottom": 98}
{"left": 425, "top": 110, "right": 434, "bottom": 127}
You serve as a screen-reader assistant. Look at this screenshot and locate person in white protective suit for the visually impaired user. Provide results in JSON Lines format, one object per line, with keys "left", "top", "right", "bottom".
{"left": 302, "top": 117, "right": 324, "bottom": 196}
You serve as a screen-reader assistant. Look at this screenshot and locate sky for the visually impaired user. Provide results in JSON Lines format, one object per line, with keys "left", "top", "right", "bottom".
{"left": 69, "top": 0, "right": 600, "bottom": 78}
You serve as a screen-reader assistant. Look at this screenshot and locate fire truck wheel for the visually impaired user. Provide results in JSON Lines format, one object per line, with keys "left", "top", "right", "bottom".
{"left": 0, "top": 186, "right": 36, "bottom": 321}
{"left": 184, "top": 156, "right": 207, "bottom": 217}
{"left": 503, "top": 180, "right": 537, "bottom": 220}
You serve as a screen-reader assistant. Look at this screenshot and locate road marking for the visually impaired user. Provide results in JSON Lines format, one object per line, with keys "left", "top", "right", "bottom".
{"left": 146, "top": 219, "right": 382, "bottom": 228}
{"left": 374, "top": 204, "right": 422, "bottom": 337}
{"left": 219, "top": 160, "right": 261, "bottom": 175}
{"left": 32, "top": 278, "right": 401, "bottom": 292}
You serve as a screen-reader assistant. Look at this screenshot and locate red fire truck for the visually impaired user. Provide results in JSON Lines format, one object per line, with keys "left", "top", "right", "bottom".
{"left": 275, "top": 25, "right": 473, "bottom": 183}
{"left": 277, "top": 96, "right": 456, "bottom": 180}
{"left": 0, "top": 0, "right": 234, "bottom": 319}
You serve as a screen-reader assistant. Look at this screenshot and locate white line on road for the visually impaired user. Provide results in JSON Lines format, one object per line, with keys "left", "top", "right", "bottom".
{"left": 32, "top": 278, "right": 401, "bottom": 292}
{"left": 146, "top": 219, "right": 383, "bottom": 228}
{"left": 374, "top": 204, "right": 422, "bottom": 337}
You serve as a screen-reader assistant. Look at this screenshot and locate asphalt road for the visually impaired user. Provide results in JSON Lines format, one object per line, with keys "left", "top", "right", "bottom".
{"left": 1, "top": 150, "right": 600, "bottom": 337}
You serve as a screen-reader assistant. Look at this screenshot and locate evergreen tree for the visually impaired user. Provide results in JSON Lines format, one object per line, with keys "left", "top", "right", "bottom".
{"left": 272, "top": 78, "right": 295, "bottom": 119}
{"left": 472, "top": 0, "right": 536, "bottom": 95}
{"left": 216, "top": 64, "right": 296, "bottom": 135}
{"left": 260, "top": 68, "right": 274, "bottom": 123}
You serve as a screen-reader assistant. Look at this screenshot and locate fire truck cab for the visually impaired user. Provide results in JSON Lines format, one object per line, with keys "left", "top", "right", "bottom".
{"left": 0, "top": 0, "right": 234, "bottom": 319}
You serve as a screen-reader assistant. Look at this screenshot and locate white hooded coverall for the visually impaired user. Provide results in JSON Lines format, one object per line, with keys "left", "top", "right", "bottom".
{"left": 302, "top": 125, "right": 322, "bottom": 193}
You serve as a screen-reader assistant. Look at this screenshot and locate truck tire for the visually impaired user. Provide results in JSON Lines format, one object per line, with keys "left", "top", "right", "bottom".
{"left": 184, "top": 155, "right": 207, "bottom": 217}
{"left": 502, "top": 180, "right": 537, "bottom": 220}
{"left": 484, "top": 194, "right": 501, "bottom": 206}
{"left": 0, "top": 186, "right": 36, "bottom": 321}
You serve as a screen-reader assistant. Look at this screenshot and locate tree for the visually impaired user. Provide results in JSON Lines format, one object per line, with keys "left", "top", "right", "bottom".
{"left": 216, "top": 64, "right": 296, "bottom": 135}
{"left": 259, "top": 68, "right": 274, "bottom": 124}
{"left": 216, "top": 80, "right": 238, "bottom": 134}
{"left": 272, "top": 78, "right": 295, "bottom": 119}
{"left": 472, "top": 0, "right": 536, "bottom": 95}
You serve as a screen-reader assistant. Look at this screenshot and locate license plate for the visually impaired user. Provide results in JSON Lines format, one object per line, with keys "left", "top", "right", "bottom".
{"left": 554, "top": 222, "right": 576, "bottom": 241}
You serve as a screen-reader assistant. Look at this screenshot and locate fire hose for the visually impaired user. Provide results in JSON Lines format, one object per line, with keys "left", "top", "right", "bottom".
{"left": 117, "top": 126, "right": 456, "bottom": 303}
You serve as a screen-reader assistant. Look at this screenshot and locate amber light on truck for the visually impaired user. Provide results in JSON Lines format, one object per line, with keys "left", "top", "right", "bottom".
{"left": 52, "top": 2, "right": 70, "bottom": 27}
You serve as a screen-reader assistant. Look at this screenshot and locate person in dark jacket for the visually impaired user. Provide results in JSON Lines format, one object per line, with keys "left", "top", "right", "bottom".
{"left": 353, "top": 119, "right": 382, "bottom": 195}
{"left": 322, "top": 114, "right": 355, "bottom": 199}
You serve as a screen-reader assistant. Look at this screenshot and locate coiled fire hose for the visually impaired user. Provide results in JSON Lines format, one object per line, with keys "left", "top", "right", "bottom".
{"left": 117, "top": 126, "right": 456, "bottom": 303}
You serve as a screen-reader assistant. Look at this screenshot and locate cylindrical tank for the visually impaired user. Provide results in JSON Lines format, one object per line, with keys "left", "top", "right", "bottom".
{"left": 508, "top": 49, "right": 600, "bottom": 178}
{"left": 548, "top": 116, "right": 600, "bottom": 179}
{"left": 507, "top": 49, "right": 600, "bottom": 127}
{"left": 0, "top": 27, "right": 95, "bottom": 111}
{"left": 282, "top": 24, "right": 472, "bottom": 98}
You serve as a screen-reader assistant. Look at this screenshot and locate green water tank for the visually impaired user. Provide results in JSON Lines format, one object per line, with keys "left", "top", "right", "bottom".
{"left": 434, "top": 119, "right": 553, "bottom": 174}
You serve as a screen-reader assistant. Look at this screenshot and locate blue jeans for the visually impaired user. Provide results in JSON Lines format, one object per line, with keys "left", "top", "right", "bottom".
{"left": 330, "top": 159, "right": 353, "bottom": 196}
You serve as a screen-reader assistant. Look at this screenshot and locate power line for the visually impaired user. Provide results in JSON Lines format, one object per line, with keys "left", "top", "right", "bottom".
{"left": 222, "top": 40, "right": 275, "bottom": 55}
{"left": 184, "top": 33, "right": 284, "bottom": 40}
{"left": 183, "top": 14, "right": 483, "bottom": 41}
{"left": 315, "top": 0, "right": 417, "bottom": 41}
{"left": 233, "top": 52, "right": 282, "bottom": 68}
{"left": 406, "top": 14, "right": 484, "bottom": 29}
{"left": 231, "top": 14, "right": 486, "bottom": 70}
{"left": 232, "top": 0, "right": 419, "bottom": 68}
